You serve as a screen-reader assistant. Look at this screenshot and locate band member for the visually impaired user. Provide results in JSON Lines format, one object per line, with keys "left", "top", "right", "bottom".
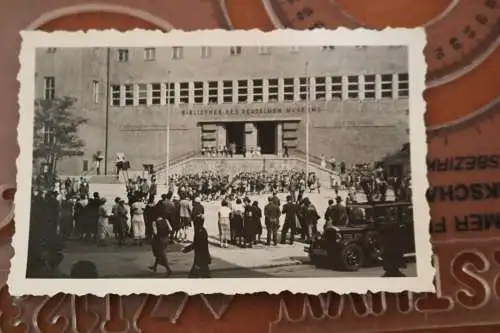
{"left": 149, "top": 217, "right": 173, "bottom": 276}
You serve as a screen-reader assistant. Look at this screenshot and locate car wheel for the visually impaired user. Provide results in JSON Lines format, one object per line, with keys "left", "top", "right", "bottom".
{"left": 339, "top": 243, "right": 364, "bottom": 271}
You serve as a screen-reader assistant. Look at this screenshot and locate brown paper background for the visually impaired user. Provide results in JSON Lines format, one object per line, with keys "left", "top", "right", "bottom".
{"left": 1, "top": 0, "right": 500, "bottom": 332}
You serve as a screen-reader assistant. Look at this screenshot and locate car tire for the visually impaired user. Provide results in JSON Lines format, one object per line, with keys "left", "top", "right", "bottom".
{"left": 339, "top": 243, "right": 364, "bottom": 271}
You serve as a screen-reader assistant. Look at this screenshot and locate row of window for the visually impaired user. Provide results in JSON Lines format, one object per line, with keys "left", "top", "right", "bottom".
{"left": 46, "top": 45, "right": 381, "bottom": 62}
{"left": 108, "top": 73, "right": 409, "bottom": 106}
{"left": 42, "top": 73, "right": 409, "bottom": 105}
{"left": 118, "top": 46, "right": 369, "bottom": 62}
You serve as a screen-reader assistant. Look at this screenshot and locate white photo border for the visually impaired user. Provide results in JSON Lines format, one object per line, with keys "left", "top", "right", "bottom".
{"left": 12, "top": 28, "right": 432, "bottom": 296}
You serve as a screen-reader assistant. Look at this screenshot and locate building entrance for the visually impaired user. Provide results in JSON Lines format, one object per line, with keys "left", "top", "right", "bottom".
{"left": 226, "top": 122, "right": 245, "bottom": 154}
{"left": 256, "top": 122, "right": 277, "bottom": 154}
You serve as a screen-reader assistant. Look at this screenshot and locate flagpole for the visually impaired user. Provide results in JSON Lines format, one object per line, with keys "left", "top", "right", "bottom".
{"left": 104, "top": 47, "right": 111, "bottom": 175}
{"left": 166, "top": 71, "right": 171, "bottom": 189}
{"left": 305, "top": 61, "right": 310, "bottom": 178}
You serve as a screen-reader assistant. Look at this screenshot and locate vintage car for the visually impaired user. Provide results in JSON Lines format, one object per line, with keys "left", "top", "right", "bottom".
{"left": 304, "top": 201, "right": 415, "bottom": 271}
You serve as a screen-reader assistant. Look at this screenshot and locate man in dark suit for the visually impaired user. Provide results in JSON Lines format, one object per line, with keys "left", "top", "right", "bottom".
{"left": 281, "top": 195, "right": 298, "bottom": 244}
{"left": 264, "top": 197, "right": 281, "bottom": 246}
{"left": 324, "top": 196, "right": 348, "bottom": 227}
{"left": 156, "top": 192, "right": 178, "bottom": 242}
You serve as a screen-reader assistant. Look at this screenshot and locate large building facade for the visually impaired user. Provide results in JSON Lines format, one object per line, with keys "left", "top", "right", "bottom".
{"left": 35, "top": 45, "right": 409, "bottom": 175}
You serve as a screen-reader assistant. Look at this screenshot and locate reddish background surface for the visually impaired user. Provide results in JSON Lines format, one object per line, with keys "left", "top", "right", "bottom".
{"left": 1, "top": 0, "right": 499, "bottom": 332}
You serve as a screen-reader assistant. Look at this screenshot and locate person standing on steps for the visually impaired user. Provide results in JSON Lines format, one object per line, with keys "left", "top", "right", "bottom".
{"left": 115, "top": 152, "right": 126, "bottom": 179}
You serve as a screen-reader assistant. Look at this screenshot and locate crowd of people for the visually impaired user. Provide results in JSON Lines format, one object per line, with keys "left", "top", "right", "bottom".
{"left": 28, "top": 153, "right": 412, "bottom": 279}
{"left": 330, "top": 163, "right": 412, "bottom": 203}
{"left": 167, "top": 171, "right": 230, "bottom": 202}
{"left": 28, "top": 186, "right": 212, "bottom": 278}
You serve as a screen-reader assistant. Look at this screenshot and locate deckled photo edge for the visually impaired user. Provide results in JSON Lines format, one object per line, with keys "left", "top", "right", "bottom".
{"left": 11, "top": 28, "right": 432, "bottom": 297}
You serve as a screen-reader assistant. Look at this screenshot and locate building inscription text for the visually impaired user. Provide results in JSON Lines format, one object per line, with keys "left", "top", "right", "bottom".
{"left": 180, "top": 106, "right": 321, "bottom": 117}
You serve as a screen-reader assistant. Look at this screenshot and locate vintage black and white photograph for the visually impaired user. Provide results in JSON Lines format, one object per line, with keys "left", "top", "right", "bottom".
{"left": 12, "top": 29, "right": 431, "bottom": 296}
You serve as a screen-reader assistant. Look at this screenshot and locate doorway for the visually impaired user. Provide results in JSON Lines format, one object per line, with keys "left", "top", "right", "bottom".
{"left": 256, "top": 122, "right": 277, "bottom": 154}
{"left": 226, "top": 122, "right": 245, "bottom": 154}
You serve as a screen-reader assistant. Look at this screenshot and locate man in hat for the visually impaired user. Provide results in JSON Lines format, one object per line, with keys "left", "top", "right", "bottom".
{"left": 281, "top": 195, "right": 298, "bottom": 244}
{"left": 264, "top": 196, "right": 281, "bottom": 246}
{"left": 157, "top": 192, "right": 178, "bottom": 242}
{"left": 303, "top": 197, "right": 320, "bottom": 242}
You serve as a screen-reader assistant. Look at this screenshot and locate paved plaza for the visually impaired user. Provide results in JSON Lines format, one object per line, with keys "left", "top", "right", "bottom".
{"left": 56, "top": 184, "right": 416, "bottom": 278}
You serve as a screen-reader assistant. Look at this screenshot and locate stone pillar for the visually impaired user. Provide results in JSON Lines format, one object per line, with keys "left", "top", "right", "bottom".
{"left": 276, "top": 122, "right": 283, "bottom": 154}
{"left": 216, "top": 124, "right": 227, "bottom": 148}
{"left": 245, "top": 122, "right": 257, "bottom": 151}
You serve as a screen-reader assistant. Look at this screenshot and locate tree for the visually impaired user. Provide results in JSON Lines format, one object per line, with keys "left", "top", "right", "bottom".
{"left": 33, "top": 96, "right": 88, "bottom": 177}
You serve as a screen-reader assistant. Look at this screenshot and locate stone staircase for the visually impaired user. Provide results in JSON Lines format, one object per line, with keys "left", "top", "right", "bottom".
{"left": 154, "top": 155, "right": 339, "bottom": 186}
{"left": 82, "top": 152, "right": 339, "bottom": 188}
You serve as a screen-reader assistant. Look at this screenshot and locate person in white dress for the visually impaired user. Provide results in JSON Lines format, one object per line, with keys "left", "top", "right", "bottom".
{"left": 217, "top": 200, "right": 232, "bottom": 248}
{"left": 96, "top": 198, "right": 110, "bottom": 246}
{"left": 130, "top": 198, "right": 146, "bottom": 245}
